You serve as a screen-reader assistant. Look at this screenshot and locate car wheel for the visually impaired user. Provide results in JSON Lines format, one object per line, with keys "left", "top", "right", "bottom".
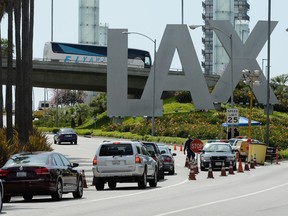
{"left": 58, "top": 141, "right": 61, "bottom": 145}
{"left": 73, "top": 177, "right": 83, "bottom": 199}
{"left": 54, "top": 140, "right": 57, "bottom": 144}
{"left": 108, "top": 181, "right": 117, "bottom": 189}
{"left": 3, "top": 195, "right": 11, "bottom": 203}
{"left": 138, "top": 170, "right": 147, "bottom": 189}
{"left": 149, "top": 170, "right": 158, "bottom": 188}
{"left": 23, "top": 194, "right": 33, "bottom": 201}
{"left": 169, "top": 167, "right": 175, "bottom": 175}
{"left": 159, "top": 167, "right": 165, "bottom": 180}
{"left": 74, "top": 141, "right": 77, "bottom": 145}
{"left": 95, "top": 181, "right": 105, "bottom": 191}
{"left": 51, "top": 179, "right": 63, "bottom": 201}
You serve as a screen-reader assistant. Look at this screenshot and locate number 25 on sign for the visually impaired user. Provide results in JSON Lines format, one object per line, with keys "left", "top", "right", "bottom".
{"left": 226, "top": 108, "right": 239, "bottom": 125}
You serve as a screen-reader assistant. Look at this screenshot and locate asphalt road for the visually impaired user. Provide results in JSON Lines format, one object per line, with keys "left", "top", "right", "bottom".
{"left": 2, "top": 134, "right": 288, "bottom": 216}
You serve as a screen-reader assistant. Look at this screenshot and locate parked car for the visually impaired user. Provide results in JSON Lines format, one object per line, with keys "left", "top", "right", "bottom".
{"left": 0, "top": 151, "right": 83, "bottom": 202}
{"left": 143, "top": 142, "right": 165, "bottom": 180}
{"left": 54, "top": 128, "right": 78, "bottom": 145}
{"left": 230, "top": 137, "right": 261, "bottom": 159}
{"left": 157, "top": 143, "right": 176, "bottom": 175}
{"left": 92, "top": 141, "right": 158, "bottom": 190}
{"left": 0, "top": 179, "right": 3, "bottom": 213}
{"left": 200, "top": 142, "right": 236, "bottom": 171}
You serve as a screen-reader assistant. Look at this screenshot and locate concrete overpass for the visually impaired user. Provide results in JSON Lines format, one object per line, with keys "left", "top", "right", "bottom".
{"left": 2, "top": 59, "right": 220, "bottom": 97}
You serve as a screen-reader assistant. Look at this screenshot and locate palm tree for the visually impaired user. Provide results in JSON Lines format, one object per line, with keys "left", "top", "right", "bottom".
{"left": 0, "top": 0, "right": 7, "bottom": 128}
{"left": 14, "top": 0, "right": 23, "bottom": 135}
{"left": 271, "top": 74, "right": 288, "bottom": 110}
{"left": 19, "top": 0, "right": 34, "bottom": 143}
{"left": 5, "top": 0, "right": 13, "bottom": 142}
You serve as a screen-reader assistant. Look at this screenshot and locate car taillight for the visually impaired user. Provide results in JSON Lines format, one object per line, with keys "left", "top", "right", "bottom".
{"left": 0, "top": 169, "right": 9, "bottom": 177}
{"left": 93, "top": 156, "right": 97, "bottom": 165}
{"left": 164, "top": 156, "right": 172, "bottom": 162}
{"left": 34, "top": 167, "right": 50, "bottom": 175}
{"left": 135, "top": 155, "right": 141, "bottom": 164}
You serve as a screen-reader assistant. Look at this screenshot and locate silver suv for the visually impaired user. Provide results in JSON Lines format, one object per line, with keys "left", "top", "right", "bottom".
{"left": 92, "top": 141, "right": 158, "bottom": 190}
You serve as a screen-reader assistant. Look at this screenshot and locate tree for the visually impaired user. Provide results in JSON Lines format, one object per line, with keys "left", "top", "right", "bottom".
{"left": 51, "top": 89, "right": 87, "bottom": 106}
{"left": 5, "top": 0, "right": 13, "bottom": 142}
{"left": 0, "top": 1, "right": 8, "bottom": 129}
{"left": 271, "top": 74, "right": 288, "bottom": 111}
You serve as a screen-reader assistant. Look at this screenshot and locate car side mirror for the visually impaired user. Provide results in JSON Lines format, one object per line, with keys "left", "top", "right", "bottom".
{"left": 71, "top": 162, "right": 79, "bottom": 168}
{"left": 173, "top": 153, "right": 177, "bottom": 156}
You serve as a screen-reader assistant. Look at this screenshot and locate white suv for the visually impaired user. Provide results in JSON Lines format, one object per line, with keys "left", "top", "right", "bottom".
{"left": 92, "top": 141, "right": 158, "bottom": 190}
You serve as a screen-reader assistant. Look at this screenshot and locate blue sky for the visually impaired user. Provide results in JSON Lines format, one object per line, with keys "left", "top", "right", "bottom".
{"left": 1, "top": 0, "right": 288, "bottom": 109}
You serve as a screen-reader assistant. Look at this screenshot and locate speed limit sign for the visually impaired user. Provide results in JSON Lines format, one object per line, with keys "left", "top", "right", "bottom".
{"left": 226, "top": 108, "right": 239, "bottom": 125}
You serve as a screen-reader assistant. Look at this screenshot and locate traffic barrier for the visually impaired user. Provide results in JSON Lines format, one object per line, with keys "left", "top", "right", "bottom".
{"left": 250, "top": 156, "right": 255, "bottom": 169}
{"left": 220, "top": 161, "right": 227, "bottom": 177}
{"left": 174, "top": 144, "right": 177, "bottom": 150}
{"left": 237, "top": 158, "right": 244, "bottom": 173}
{"left": 188, "top": 161, "right": 196, "bottom": 180}
{"left": 244, "top": 158, "right": 250, "bottom": 171}
{"left": 180, "top": 145, "right": 183, "bottom": 151}
{"left": 82, "top": 170, "right": 88, "bottom": 188}
{"left": 185, "top": 156, "right": 189, "bottom": 168}
{"left": 228, "top": 161, "right": 235, "bottom": 175}
{"left": 207, "top": 162, "right": 214, "bottom": 179}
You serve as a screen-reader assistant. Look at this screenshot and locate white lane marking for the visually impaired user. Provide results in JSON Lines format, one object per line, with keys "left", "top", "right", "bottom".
{"left": 51, "top": 179, "right": 189, "bottom": 208}
{"left": 154, "top": 182, "right": 288, "bottom": 216}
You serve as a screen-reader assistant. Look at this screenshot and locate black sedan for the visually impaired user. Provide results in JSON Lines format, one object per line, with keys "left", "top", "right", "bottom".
{"left": 200, "top": 142, "right": 236, "bottom": 171}
{"left": 0, "top": 151, "right": 83, "bottom": 202}
{"left": 157, "top": 143, "right": 176, "bottom": 175}
{"left": 54, "top": 128, "right": 78, "bottom": 144}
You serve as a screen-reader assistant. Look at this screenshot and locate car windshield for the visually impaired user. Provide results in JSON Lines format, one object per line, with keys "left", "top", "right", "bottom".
{"left": 5, "top": 154, "right": 49, "bottom": 166}
{"left": 99, "top": 144, "right": 133, "bottom": 156}
{"left": 204, "top": 144, "right": 231, "bottom": 153}
{"left": 158, "top": 146, "right": 169, "bottom": 154}
{"left": 60, "top": 128, "right": 75, "bottom": 133}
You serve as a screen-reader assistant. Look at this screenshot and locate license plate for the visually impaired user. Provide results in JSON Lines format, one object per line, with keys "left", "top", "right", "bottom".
{"left": 66, "top": 135, "right": 72, "bottom": 137}
{"left": 215, "top": 162, "right": 222, "bottom": 166}
{"left": 16, "top": 171, "right": 27, "bottom": 177}
{"left": 112, "top": 160, "right": 120, "bottom": 165}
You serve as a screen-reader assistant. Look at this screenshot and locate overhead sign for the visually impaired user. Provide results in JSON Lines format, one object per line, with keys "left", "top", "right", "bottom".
{"left": 226, "top": 108, "right": 239, "bottom": 125}
{"left": 190, "top": 139, "right": 204, "bottom": 153}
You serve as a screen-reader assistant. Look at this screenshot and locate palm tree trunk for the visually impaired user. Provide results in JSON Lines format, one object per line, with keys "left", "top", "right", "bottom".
{"left": 0, "top": 29, "right": 3, "bottom": 128}
{"left": 5, "top": 0, "right": 13, "bottom": 142}
{"left": 14, "top": 0, "right": 22, "bottom": 133}
{"left": 21, "top": 0, "right": 33, "bottom": 143}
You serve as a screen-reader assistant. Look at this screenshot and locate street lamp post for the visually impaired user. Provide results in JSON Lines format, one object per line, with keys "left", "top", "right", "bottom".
{"left": 122, "top": 31, "right": 156, "bottom": 136}
{"left": 189, "top": 24, "right": 234, "bottom": 138}
{"left": 242, "top": 69, "right": 261, "bottom": 138}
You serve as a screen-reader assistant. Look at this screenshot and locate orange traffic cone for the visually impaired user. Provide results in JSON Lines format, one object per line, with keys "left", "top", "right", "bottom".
{"left": 180, "top": 145, "right": 183, "bottom": 151}
{"left": 228, "top": 161, "right": 235, "bottom": 175}
{"left": 185, "top": 156, "right": 189, "bottom": 167}
{"left": 207, "top": 162, "right": 214, "bottom": 179}
{"left": 220, "top": 161, "right": 227, "bottom": 177}
{"left": 237, "top": 158, "right": 244, "bottom": 173}
{"left": 82, "top": 170, "right": 88, "bottom": 188}
{"left": 174, "top": 144, "right": 177, "bottom": 150}
{"left": 244, "top": 158, "right": 250, "bottom": 171}
{"left": 188, "top": 161, "right": 196, "bottom": 180}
